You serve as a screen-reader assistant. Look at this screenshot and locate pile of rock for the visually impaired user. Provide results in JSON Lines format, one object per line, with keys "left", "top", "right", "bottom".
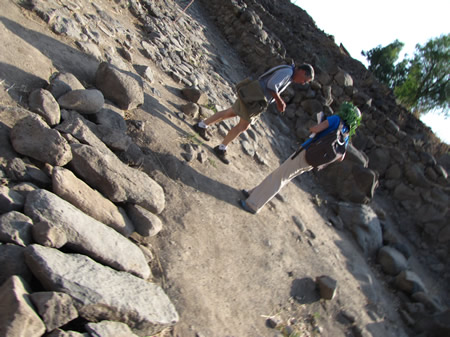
{"left": 0, "top": 63, "right": 178, "bottom": 336}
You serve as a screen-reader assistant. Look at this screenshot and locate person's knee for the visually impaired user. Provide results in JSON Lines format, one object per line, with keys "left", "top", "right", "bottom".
{"left": 236, "top": 120, "right": 251, "bottom": 132}
{"left": 225, "top": 107, "right": 237, "bottom": 118}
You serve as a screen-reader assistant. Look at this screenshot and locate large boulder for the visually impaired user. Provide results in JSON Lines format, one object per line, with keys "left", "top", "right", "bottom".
{"left": 95, "top": 62, "right": 144, "bottom": 110}
{"left": 47, "top": 72, "right": 85, "bottom": 99}
{"left": 10, "top": 115, "right": 72, "bottom": 166}
{"left": 25, "top": 245, "right": 179, "bottom": 336}
{"left": 0, "top": 276, "right": 46, "bottom": 337}
{"left": 52, "top": 167, "right": 134, "bottom": 237}
{"left": 316, "top": 145, "right": 378, "bottom": 204}
{"left": 24, "top": 189, "right": 150, "bottom": 279}
{"left": 28, "top": 88, "right": 61, "bottom": 126}
{"left": 338, "top": 203, "right": 383, "bottom": 256}
{"left": 58, "top": 89, "right": 104, "bottom": 114}
{"left": 70, "top": 143, "right": 165, "bottom": 214}
{"left": 0, "top": 211, "right": 33, "bottom": 246}
{"left": 29, "top": 291, "right": 79, "bottom": 332}
{"left": 0, "top": 244, "right": 33, "bottom": 285}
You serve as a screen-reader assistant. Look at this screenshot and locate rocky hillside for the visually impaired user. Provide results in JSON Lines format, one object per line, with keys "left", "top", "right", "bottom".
{"left": 199, "top": 0, "right": 450, "bottom": 279}
{"left": 0, "top": 0, "right": 449, "bottom": 336}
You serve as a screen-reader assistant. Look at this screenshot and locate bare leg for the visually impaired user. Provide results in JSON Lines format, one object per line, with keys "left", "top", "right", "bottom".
{"left": 222, "top": 118, "right": 251, "bottom": 146}
{"left": 204, "top": 107, "right": 236, "bottom": 126}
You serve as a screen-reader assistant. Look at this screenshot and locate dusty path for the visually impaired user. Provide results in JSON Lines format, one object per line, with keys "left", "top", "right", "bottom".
{"left": 126, "top": 4, "right": 411, "bottom": 337}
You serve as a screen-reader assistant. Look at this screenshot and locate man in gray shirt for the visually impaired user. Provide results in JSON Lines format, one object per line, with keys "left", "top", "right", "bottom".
{"left": 193, "top": 63, "right": 314, "bottom": 164}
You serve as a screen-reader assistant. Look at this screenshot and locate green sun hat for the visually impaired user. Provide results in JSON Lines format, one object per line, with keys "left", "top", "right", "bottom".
{"left": 337, "top": 102, "right": 361, "bottom": 137}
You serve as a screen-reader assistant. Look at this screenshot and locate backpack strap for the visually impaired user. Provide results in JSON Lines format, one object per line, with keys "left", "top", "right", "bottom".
{"left": 258, "top": 64, "right": 294, "bottom": 80}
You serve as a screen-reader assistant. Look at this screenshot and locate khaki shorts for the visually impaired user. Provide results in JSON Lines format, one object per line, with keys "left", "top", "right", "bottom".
{"left": 232, "top": 97, "right": 266, "bottom": 124}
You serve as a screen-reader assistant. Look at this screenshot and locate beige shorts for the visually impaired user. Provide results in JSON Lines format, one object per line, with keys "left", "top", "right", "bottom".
{"left": 232, "top": 97, "right": 265, "bottom": 124}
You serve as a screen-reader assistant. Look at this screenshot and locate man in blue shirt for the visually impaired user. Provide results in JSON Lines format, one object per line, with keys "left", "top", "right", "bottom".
{"left": 193, "top": 64, "right": 314, "bottom": 164}
{"left": 239, "top": 102, "right": 362, "bottom": 214}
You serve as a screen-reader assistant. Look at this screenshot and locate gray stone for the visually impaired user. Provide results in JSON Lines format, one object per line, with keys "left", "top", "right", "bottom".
{"left": 70, "top": 143, "right": 165, "bottom": 214}
{"left": 95, "top": 62, "right": 144, "bottom": 110}
{"left": 377, "top": 246, "right": 408, "bottom": 275}
{"left": 393, "top": 183, "right": 421, "bottom": 205}
{"left": 25, "top": 245, "right": 179, "bottom": 336}
{"left": 6, "top": 157, "right": 51, "bottom": 187}
{"left": 0, "top": 244, "right": 33, "bottom": 285}
{"left": 316, "top": 275, "right": 337, "bottom": 300}
{"left": 316, "top": 147, "right": 378, "bottom": 204}
{"left": 0, "top": 211, "right": 33, "bottom": 246}
{"left": 404, "top": 164, "right": 430, "bottom": 188}
{"left": 46, "top": 329, "right": 89, "bottom": 337}
{"left": 76, "top": 41, "right": 103, "bottom": 61}
{"left": 301, "top": 99, "right": 323, "bottom": 115}
{"left": 85, "top": 321, "right": 140, "bottom": 337}
{"left": 52, "top": 167, "right": 135, "bottom": 237}
{"left": 10, "top": 115, "right": 72, "bottom": 166}
{"left": 28, "top": 88, "right": 61, "bottom": 125}
{"left": 96, "top": 125, "right": 133, "bottom": 151}
{"left": 394, "top": 270, "right": 427, "bottom": 294}
{"left": 25, "top": 189, "right": 149, "bottom": 278}
{"left": 182, "top": 87, "right": 208, "bottom": 105}
{"left": 57, "top": 110, "right": 110, "bottom": 153}
{"left": 367, "top": 148, "right": 391, "bottom": 176}
{"left": 0, "top": 276, "right": 46, "bottom": 337}
{"left": 338, "top": 203, "right": 383, "bottom": 256}
{"left": 241, "top": 140, "right": 255, "bottom": 157}
{"left": 182, "top": 102, "right": 199, "bottom": 118}
{"left": 2, "top": 182, "right": 24, "bottom": 213}
{"left": 94, "top": 102, "right": 127, "bottom": 131}
{"left": 58, "top": 89, "right": 105, "bottom": 114}
{"left": 334, "top": 70, "right": 353, "bottom": 87}
{"left": 30, "top": 291, "right": 78, "bottom": 331}
{"left": 47, "top": 72, "right": 85, "bottom": 99}
{"left": 126, "top": 204, "right": 162, "bottom": 237}
{"left": 292, "top": 216, "right": 306, "bottom": 232}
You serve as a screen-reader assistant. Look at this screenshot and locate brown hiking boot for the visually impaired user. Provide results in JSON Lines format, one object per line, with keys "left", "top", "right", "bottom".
{"left": 193, "top": 122, "right": 210, "bottom": 141}
{"left": 213, "top": 146, "right": 230, "bottom": 165}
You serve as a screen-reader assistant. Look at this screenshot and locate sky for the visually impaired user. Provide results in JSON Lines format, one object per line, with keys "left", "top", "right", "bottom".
{"left": 291, "top": 0, "right": 449, "bottom": 143}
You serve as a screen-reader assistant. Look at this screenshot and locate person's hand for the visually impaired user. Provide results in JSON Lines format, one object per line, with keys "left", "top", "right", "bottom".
{"left": 276, "top": 100, "right": 286, "bottom": 113}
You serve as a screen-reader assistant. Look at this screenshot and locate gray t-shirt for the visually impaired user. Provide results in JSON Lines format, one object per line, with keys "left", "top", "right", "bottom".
{"left": 259, "top": 65, "right": 294, "bottom": 103}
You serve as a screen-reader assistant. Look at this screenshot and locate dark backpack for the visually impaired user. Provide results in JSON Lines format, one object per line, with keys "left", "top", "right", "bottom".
{"left": 304, "top": 123, "right": 347, "bottom": 169}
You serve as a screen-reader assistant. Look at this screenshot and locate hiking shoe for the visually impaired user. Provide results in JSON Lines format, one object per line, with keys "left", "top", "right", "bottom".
{"left": 193, "top": 122, "right": 210, "bottom": 141}
{"left": 239, "top": 199, "right": 256, "bottom": 214}
{"left": 213, "top": 146, "right": 230, "bottom": 165}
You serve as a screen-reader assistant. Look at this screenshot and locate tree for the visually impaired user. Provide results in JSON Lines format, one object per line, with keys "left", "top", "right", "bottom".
{"left": 361, "top": 39, "right": 408, "bottom": 88}
{"left": 362, "top": 34, "right": 450, "bottom": 115}
{"left": 395, "top": 34, "right": 449, "bottom": 114}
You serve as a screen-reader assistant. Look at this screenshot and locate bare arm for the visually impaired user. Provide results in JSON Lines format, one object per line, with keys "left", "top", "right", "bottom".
{"left": 309, "top": 120, "right": 329, "bottom": 134}
{"left": 270, "top": 91, "right": 286, "bottom": 112}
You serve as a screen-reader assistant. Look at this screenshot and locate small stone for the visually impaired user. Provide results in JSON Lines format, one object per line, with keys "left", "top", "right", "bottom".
{"left": 316, "top": 275, "right": 337, "bottom": 300}
{"left": 266, "top": 315, "right": 282, "bottom": 329}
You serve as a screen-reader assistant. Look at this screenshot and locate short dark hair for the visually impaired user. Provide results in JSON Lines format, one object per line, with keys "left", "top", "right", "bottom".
{"left": 297, "top": 63, "right": 314, "bottom": 80}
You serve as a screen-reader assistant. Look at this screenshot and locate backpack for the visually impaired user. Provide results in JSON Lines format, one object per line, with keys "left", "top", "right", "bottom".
{"left": 304, "top": 123, "right": 347, "bottom": 169}
{"left": 235, "top": 78, "right": 268, "bottom": 117}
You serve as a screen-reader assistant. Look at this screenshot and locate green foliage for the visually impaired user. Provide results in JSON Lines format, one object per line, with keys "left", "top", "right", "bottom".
{"left": 362, "top": 39, "right": 408, "bottom": 88}
{"left": 362, "top": 34, "right": 450, "bottom": 116}
{"left": 337, "top": 102, "right": 361, "bottom": 137}
{"left": 395, "top": 34, "right": 450, "bottom": 114}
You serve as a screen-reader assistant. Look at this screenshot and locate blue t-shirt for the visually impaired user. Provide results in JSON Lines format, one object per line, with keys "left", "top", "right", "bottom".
{"left": 301, "top": 115, "right": 349, "bottom": 148}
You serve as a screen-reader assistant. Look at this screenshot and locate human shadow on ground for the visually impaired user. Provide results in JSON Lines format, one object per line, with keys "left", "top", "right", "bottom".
{"left": 0, "top": 17, "right": 99, "bottom": 83}
{"left": 144, "top": 149, "right": 242, "bottom": 209}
